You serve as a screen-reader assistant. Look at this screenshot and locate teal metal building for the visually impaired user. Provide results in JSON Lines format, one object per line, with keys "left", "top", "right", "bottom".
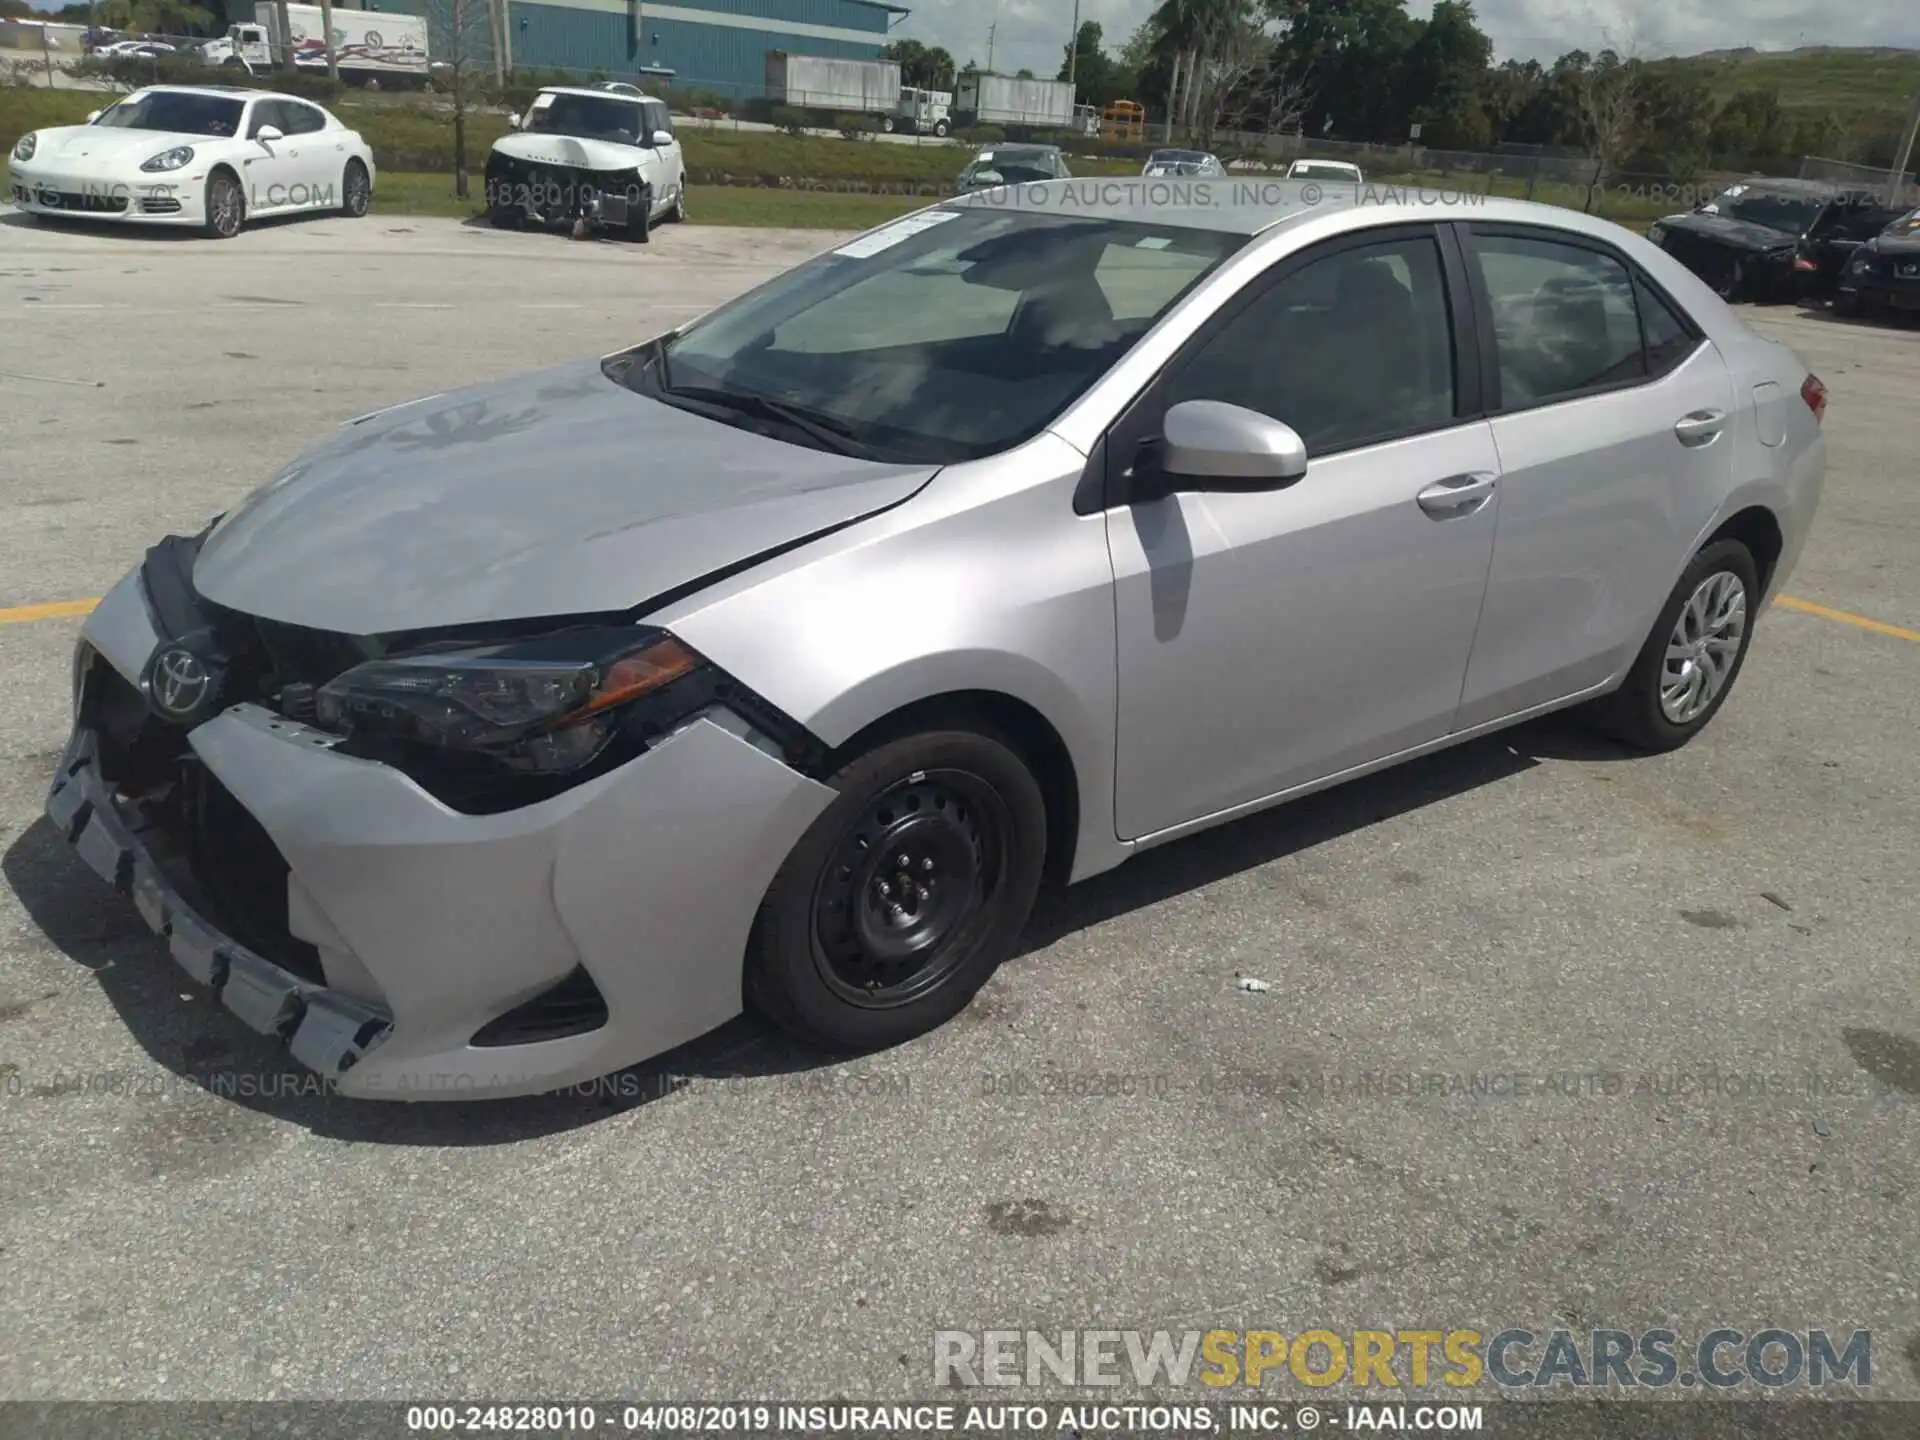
{"left": 350, "top": 0, "right": 905, "bottom": 96}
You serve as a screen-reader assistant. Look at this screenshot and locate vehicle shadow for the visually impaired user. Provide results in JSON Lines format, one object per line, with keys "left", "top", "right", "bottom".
{"left": 2, "top": 714, "right": 1612, "bottom": 1146}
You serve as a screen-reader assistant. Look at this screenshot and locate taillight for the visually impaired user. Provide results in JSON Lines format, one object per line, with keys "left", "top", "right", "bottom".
{"left": 1801, "top": 373, "right": 1828, "bottom": 424}
{"left": 1793, "top": 254, "right": 1818, "bottom": 272}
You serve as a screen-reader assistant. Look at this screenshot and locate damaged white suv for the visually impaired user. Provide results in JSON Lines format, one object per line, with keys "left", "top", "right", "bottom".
{"left": 485, "top": 86, "right": 688, "bottom": 241}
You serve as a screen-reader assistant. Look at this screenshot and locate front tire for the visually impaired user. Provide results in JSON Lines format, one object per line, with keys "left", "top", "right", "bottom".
{"left": 203, "top": 169, "right": 244, "bottom": 239}
{"left": 933, "top": 119, "right": 951, "bottom": 138}
{"left": 1595, "top": 539, "right": 1759, "bottom": 753}
{"left": 340, "top": 159, "right": 370, "bottom": 218}
{"left": 746, "top": 729, "right": 1047, "bottom": 1053}
{"left": 1714, "top": 258, "right": 1746, "bottom": 302}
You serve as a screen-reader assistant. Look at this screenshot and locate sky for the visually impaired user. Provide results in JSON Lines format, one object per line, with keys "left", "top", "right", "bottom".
{"left": 888, "top": 0, "right": 1920, "bottom": 80}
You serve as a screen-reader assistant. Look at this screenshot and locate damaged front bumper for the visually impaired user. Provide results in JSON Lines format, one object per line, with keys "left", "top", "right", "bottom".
{"left": 47, "top": 566, "right": 837, "bottom": 1100}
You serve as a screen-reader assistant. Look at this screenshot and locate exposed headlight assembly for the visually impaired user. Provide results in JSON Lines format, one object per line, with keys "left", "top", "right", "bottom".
{"left": 12, "top": 132, "right": 35, "bottom": 162}
{"left": 316, "top": 628, "right": 698, "bottom": 775}
{"left": 140, "top": 145, "right": 195, "bottom": 173}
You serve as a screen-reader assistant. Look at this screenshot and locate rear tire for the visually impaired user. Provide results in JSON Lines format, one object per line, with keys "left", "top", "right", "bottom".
{"left": 1593, "top": 539, "right": 1759, "bottom": 754}
{"left": 746, "top": 728, "right": 1047, "bottom": 1053}
{"left": 340, "top": 159, "right": 370, "bottom": 218}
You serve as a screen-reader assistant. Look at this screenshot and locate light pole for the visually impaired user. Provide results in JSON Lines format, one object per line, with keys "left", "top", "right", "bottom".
{"left": 1068, "top": 0, "right": 1080, "bottom": 87}
{"left": 1891, "top": 89, "right": 1920, "bottom": 209}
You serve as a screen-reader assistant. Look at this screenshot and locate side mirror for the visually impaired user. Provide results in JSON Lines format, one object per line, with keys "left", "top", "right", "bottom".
{"left": 1153, "top": 400, "right": 1309, "bottom": 495}
{"left": 652, "top": 129, "right": 675, "bottom": 147}
{"left": 507, "top": 114, "right": 522, "bottom": 130}
{"left": 254, "top": 124, "right": 283, "bottom": 143}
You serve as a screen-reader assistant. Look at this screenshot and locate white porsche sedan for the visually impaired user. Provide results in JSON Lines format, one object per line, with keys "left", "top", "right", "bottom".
{"left": 8, "top": 84, "right": 375, "bottom": 238}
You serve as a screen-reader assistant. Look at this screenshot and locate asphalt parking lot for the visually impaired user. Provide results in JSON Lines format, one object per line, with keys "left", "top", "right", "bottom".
{"left": 0, "top": 213, "right": 1916, "bottom": 1404}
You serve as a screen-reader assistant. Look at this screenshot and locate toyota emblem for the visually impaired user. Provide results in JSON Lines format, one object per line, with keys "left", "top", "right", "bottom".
{"left": 147, "top": 645, "right": 220, "bottom": 723}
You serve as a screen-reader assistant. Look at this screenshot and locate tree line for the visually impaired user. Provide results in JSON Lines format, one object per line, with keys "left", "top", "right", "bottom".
{"left": 887, "top": 0, "right": 1914, "bottom": 180}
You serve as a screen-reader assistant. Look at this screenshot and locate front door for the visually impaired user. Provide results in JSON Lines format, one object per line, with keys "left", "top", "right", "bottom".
{"left": 1107, "top": 225, "right": 1502, "bottom": 841}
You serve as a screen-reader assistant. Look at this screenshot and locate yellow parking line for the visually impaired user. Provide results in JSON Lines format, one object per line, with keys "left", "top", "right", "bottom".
{"left": 1774, "top": 595, "right": 1920, "bottom": 644}
{"left": 0, "top": 592, "right": 1915, "bottom": 644}
{"left": 0, "top": 598, "right": 99, "bottom": 625}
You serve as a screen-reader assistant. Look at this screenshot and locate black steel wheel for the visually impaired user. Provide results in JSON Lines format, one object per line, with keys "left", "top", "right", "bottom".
{"left": 747, "top": 728, "right": 1047, "bottom": 1052}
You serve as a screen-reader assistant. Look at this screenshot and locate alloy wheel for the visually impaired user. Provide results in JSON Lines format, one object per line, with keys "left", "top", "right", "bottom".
{"left": 1660, "top": 570, "right": 1748, "bottom": 724}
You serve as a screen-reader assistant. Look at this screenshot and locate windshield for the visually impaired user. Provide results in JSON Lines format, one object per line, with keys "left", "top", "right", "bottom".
{"left": 1887, "top": 207, "right": 1920, "bottom": 236}
{"left": 1151, "top": 151, "right": 1207, "bottom": 165}
{"left": 1290, "top": 163, "right": 1357, "bottom": 180}
{"left": 523, "top": 93, "right": 648, "bottom": 143}
{"left": 617, "top": 208, "right": 1245, "bottom": 464}
{"left": 93, "top": 91, "right": 245, "bottom": 137}
{"left": 1709, "top": 189, "right": 1824, "bottom": 234}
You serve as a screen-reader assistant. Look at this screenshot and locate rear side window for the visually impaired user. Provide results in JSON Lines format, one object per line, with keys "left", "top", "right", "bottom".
{"left": 1472, "top": 234, "right": 1645, "bottom": 407}
{"left": 1636, "top": 276, "right": 1700, "bottom": 377}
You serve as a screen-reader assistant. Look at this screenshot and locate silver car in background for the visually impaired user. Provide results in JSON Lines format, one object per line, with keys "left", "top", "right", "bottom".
{"left": 48, "top": 181, "right": 1827, "bottom": 1098}
{"left": 1144, "top": 149, "right": 1226, "bottom": 178}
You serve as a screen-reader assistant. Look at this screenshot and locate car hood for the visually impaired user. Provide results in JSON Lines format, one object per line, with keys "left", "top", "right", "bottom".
{"left": 491, "top": 132, "right": 646, "bottom": 172}
{"left": 24, "top": 125, "right": 209, "bottom": 162}
{"left": 192, "top": 359, "right": 940, "bottom": 636}
{"left": 1659, "top": 211, "right": 1800, "bottom": 252}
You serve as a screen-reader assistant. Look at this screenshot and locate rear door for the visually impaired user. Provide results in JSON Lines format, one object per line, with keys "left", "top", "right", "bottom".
{"left": 1453, "top": 224, "right": 1736, "bottom": 729}
{"left": 275, "top": 99, "right": 338, "bottom": 202}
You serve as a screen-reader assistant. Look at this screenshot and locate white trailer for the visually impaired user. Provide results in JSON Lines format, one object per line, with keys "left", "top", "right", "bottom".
{"left": 764, "top": 52, "right": 902, "bottom": 118}
{"left": 956, "top": 73, "right": 1076, "bottom": 132}
{"left": 200, "top": 4, "right": 429, "bottom": 87}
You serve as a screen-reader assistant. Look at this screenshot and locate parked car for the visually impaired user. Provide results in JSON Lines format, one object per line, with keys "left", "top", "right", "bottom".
{"left": 595, "top": 81, "right": 644, "bottom": 97}
{"left": 955, "top": 144, "right": 1071, "bottom": 191}
{"left": 1286, "top": 158, "right": 1364, "bottom": 184}
{"left": 1143, "top": 148, "right": 1224, "bottom": 178}
{"left": 7, "top": 85, "right": 375, "bottom": 239}
{"left": 485, "top": 86, "right": 688, "bottom": 239}
{"left": 1647, "top": 179, "right": 1901, "bottom": 302}
{"left": 1832, "top": 204, "right": 1920, "bottom": 318}
{"left": 48, "top": 184, "right": 1826, "bottom": 1099}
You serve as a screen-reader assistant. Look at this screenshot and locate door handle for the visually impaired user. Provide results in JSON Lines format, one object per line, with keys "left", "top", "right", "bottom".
{"left": 1674, "top": 409, "right": 1726, "bottom": 446}
{"left": 1416, "top": 472, "right": 1497, "bottom": 518}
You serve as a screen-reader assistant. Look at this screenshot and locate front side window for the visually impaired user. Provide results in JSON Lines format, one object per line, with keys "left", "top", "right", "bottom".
{"left": 280, "top": 101, "right": 327, "bottom": 136}
{"left": 1473, "top": 234, "right": 1645, "bottom": 407}
{"left": 95, "top": 91, "right": 245, "bottom": 137}
{"left": 1158, "top": 234, "right": 1457, "bottom": 455}
{"left": 621, "top": 209, "right": 1245, "bottom": 463}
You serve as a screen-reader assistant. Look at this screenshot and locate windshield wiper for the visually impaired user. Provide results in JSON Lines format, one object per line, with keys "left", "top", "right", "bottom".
{"left": 661, "top": 383, "right": 883, "bottom": 458}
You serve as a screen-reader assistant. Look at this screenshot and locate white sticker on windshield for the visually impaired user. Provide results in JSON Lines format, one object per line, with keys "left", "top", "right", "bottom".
{"left": 977, "top": 151, "right": 995, "bottom": 162}
{"left": 833, "top": 209, "right": 962, "bottom": 260}
{"left": 531, "top": 93, "right": 555, "bottom": 109}
{"left": 1135, "top": 237, "right": 1174, "bottom": 250}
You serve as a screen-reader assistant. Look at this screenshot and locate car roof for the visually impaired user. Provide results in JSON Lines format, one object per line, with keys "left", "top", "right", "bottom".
{"left": 943, "top": 177, "right": 1646, "bottom": 239}
{"left": 1724, "top": 177, "right": 1840, "bottom": 198}
{"left": 537, "top": 85, "right": 659, "bottom": 103}
{"left": 127, "top": 83, "right": 285, "bottom": 100}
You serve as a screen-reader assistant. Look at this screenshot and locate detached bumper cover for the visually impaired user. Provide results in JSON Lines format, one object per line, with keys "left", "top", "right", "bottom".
{"left": 47, "top": 727, "right": 392, "bottom": 1080}
{"left": 49, "top": 567, "right": 838, "bottom": 1101}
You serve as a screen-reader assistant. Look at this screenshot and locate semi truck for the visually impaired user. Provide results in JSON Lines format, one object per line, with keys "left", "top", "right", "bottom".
{"left": 199, "top": 4, "right": 429, "bottom": 87}
{"left": 886, "top": 87, "right": 951, "bottom": 137}
{"left": 956, "top": 73, "right": 1076, "bottom": 134}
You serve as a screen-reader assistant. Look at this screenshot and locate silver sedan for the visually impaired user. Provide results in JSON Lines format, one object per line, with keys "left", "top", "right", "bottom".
{"left": 49, "top": 181, "right": 1827, "bottom": 1097}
